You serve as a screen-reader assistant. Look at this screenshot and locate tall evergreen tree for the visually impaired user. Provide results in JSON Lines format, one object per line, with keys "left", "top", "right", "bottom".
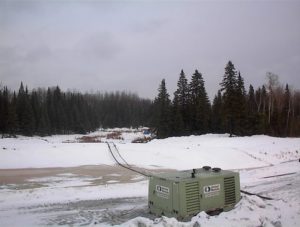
{"left": 171, "top": 95, "right": 184, "bottom": 136}
{"left": 153, "top": 79, "right": 171, "bottom": 138}
{"left": 211, "top": 90, "right": 224, "bottom": 133}
{"left": 52, "top": 86, "right": 68, "bottom": 133}
{"left": 246, "top": 85, "right": 261, "bottom": 135}
{"left": 173, "top": 70, "right": 189, "bottom": 135}
{"left": 189, "top": 70, "right": 210, "bottom": 134}
{"left": 235, "top": 72, "right": 247, "bottom": 135}
{"left": 16, "top": 83, "right": 35, "bottom": 136}
{"left": 220, "top": 61, "right": 238, "bottom": 136}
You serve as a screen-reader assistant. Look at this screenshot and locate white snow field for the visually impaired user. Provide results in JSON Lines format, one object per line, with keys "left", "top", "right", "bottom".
{"left": 0, "top": 129, "right": 300, "bottom": 226}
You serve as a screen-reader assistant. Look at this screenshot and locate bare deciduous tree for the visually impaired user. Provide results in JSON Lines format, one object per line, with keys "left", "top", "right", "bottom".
{"left": 266, "top": 72, "right": 279, "bottom": 124}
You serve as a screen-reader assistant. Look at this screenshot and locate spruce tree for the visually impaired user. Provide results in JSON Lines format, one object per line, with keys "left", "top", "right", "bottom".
{"left": 189, "top": 70, "right": 210, "bottom": 134}
{"left": 220, "top": 61, "right": 238, "bottom": 136}
{"left": 153, "top": 79, "right": 171, "bottom": 138}
{"left": 211, "top": 90, "right": 224, "bottom": 133}
{"left": 235, "top": 72, "right": 247, "bottom": 135}
{"left": 52, "top": 86, "right": 67, "bottom": 133}
{"left": 173, "top": 70, "right": 189, "bottom": 135}
{"left": 171, "top": 94, "right": 185, "bottom": 136}
{"left": 16, "top": 83, "right": 35, "bottom": 136}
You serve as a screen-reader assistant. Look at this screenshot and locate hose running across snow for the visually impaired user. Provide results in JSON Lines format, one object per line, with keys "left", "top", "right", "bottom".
{"left": 106, "top": 142, "right": 151, "bottom": 177}
{"left": 106, "top": 142, "right": 274, "bottom": 200}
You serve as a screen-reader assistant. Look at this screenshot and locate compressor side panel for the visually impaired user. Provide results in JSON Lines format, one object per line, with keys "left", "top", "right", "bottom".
{"left": 148, "top": 177, "right": 173, "bottom": 216}
{"left": 199, "top": 176, "right": 224, "bottom": 212}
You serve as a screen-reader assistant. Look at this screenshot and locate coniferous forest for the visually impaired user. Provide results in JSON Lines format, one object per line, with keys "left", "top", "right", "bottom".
{"left": 0, "top": 84, "right": 152, "bottom": 136}
{"left": 1, "top": 61, "right": 300, "bottom": 138}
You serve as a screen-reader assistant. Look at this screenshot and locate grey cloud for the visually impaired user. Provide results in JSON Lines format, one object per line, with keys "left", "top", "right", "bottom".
{"left": 24, "top": 45, "right": 52, "bottom": 62}
{"left": 132, "top": 19, "right": 166, "bottom": 35}
{"left": 0, "top": 0, "right": 299, "bottom": 99}
{"left": 75, "top": 32, "right": 121, "bottom": 60}
{"left": 0, "top": 46, "right": 19, "bottom": 62}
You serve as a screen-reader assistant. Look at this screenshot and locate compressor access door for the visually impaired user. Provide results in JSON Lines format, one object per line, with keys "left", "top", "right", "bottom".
{"left": 199, "top": 177, "right": 223, "bottom": 211}
{"left": 148, "top": 178, "right": 173, "bottom": 216}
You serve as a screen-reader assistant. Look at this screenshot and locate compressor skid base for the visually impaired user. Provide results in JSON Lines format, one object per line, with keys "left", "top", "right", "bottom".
{"left": 148, "top": 166, "right": 241, "bottom": 219}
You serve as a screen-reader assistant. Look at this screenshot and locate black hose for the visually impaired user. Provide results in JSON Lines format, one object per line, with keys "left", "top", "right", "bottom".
{"left": 240, "top": 189, "right": 273, "bottom": 200}
{"left": 106, "top": 142, "right": 151, "bottom": 177}
{"left": 113, "top": 143, "right": 130, "bottom": 166}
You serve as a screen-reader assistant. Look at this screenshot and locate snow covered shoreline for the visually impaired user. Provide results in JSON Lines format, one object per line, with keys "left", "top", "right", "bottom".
{"left": 1, "top": 132, "right": 299, "bottom": 170}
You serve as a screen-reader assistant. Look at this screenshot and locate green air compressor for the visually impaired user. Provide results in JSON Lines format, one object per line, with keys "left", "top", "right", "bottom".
{"left": 148, "top": 166, "right": 241, "bottom": 219}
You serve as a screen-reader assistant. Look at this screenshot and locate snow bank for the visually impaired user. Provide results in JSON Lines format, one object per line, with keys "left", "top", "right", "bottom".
{"left": 123, "top": 194, "right": 298, "bottom": 227}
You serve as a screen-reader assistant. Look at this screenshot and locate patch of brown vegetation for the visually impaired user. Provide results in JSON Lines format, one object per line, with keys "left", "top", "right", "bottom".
{"left": 77, "top": 135, "right": 103, "bottom": 143}
{"left": 106, "top": 132, "right": 123, "bottom": 140}
{"left": 132, "top": 136, "right": 152, "bottom": 143}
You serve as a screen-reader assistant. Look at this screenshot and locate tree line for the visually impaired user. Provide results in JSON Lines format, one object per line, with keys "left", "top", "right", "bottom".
{"left": 1, "top": 60, "right": 299, "bottom": 138}
{"left": 0, "top": 83, "right": 152, "bottom": 136}
{"left": 153, "top": 61, "right": 300, "bottom": 138}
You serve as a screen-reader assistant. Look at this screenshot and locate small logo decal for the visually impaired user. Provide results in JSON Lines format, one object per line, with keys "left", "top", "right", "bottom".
{"left": 156, "top": 185, "right": 170, "bottom": 199}
{"left": 203, "top": 184, "right": 221, "bottom": 197}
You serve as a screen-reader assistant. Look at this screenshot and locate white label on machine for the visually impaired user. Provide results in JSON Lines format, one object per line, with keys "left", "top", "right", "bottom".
{"left": 203, "top": 184, "right": 221, "bottom": 198}
{"left": 156, "top": 185, "right": 170, "bottom": 199}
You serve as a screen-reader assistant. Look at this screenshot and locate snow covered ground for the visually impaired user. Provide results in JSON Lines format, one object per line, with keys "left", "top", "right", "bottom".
{"left": 0, "top": 129, "right": 300, "bottom": 226}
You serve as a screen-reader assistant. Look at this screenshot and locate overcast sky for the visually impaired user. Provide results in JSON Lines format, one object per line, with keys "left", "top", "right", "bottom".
{"left": 1, "top": 0, "right": 299, "bottom": 100}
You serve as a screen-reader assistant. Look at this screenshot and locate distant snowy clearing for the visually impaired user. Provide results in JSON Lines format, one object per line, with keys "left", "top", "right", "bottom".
{"left": 0, "top": 131, "right": 299, "bottom": 170}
